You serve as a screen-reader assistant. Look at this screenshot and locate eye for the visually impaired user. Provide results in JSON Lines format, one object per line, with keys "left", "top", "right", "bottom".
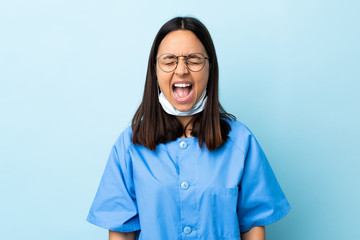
{"left": 160, "top": 54, "right": 177, "bottom": 66}
{"left": 164, "top": 61, "right": 177, "bottom": 66}
{"left": 187, "top": 54, "right": 204, "bottom": 65}
{"left": 187, "top": 61, "right": 201, "bottom": 65}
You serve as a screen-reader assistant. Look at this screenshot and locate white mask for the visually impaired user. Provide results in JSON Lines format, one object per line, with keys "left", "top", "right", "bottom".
{"left": 158, "top": 89, "right": 207, "bottom": 116}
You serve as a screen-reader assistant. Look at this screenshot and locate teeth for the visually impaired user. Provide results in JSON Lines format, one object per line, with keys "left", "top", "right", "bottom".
{"left": 174, "top": 83, "right": 191, "bottom": 88}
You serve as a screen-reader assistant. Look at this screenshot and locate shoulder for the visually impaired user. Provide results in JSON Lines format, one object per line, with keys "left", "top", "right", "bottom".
{"left": 224, "top": 119, "right": 257, "bottom": 153}
{"left": 226, "top": 118, "right": 254, "bottom": 140}
{"left": 112, "top": 125, "right": 134, "bottom": 153}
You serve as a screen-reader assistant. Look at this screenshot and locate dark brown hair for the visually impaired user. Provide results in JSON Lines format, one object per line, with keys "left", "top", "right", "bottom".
{"left": 131, "top": 17, "right": 236, "bottom": 151}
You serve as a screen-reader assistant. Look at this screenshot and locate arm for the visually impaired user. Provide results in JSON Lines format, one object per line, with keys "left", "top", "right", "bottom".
{"left": 109, "top": 230, "right": 137, "bottom": 240}
{"left": 240, "top": 226, "right": 265, "bottom": 240}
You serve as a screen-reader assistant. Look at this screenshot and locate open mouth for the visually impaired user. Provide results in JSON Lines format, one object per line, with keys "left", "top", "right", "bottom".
{"left": 172, "top": 83, "right": 193, "bottom": 102}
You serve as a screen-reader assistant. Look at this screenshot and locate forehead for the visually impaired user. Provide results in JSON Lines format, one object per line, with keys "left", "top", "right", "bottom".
{"left": 157, "top": 30, "right": 206, "bottom": 55}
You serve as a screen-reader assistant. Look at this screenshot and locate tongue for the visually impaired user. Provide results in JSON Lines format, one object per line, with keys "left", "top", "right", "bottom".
{"left": 174, "top": 87, "right": 191, "bottom": 98}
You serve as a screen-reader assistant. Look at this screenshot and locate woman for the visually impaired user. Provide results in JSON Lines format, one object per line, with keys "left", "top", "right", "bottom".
{"left": 87, "top": 17, "right": 291, "bottom": 240}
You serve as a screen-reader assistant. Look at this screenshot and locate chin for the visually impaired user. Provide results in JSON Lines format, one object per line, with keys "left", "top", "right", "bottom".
{"left": 173, "top": 104, "right": 193, "bottom": 113}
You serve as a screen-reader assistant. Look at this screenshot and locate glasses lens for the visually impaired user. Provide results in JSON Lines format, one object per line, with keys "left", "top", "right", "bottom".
{"left": 158, "top": 53, "right": 207, "bottom": 72}
{"left": 186, "top": 53, "right": 206, "bottom": 72}
{"left": 159, "top": 54, "right": 177, "bottom": 72}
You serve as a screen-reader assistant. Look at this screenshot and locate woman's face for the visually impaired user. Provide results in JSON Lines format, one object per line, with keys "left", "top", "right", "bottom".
{"left": 156, "top": 30, "right": 209, "bottom": 112}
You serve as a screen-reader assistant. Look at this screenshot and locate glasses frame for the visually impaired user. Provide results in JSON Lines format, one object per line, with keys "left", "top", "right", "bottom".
{"left": 155, "top": 52, "right": 209, "bottom": 73}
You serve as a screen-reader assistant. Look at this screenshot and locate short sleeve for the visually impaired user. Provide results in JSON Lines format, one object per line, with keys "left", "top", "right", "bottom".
{"left": 237, "top": 134, "right": 291, "bottom": 233}
{"left": 86, "top": 135, "right": 140, "bottom": 232}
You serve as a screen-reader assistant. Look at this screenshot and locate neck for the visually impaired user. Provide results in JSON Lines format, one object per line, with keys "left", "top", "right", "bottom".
{"left": 176, "top": 115, "right": 194, "bottom": 138}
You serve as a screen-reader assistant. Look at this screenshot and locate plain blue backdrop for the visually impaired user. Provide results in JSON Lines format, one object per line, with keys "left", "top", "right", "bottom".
{"left": 1, "top": 0, "right": 359, "bottom": 239}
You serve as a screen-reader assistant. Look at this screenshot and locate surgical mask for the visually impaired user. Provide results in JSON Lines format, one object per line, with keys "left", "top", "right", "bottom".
{"left": 158, "top": 89, "right": 207, "bottom": 116}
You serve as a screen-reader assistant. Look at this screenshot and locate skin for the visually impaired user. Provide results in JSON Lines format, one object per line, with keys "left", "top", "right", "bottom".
{"left": 241, "top": 226, "right": 266, "bottom": 240}
{"left": 109, "top": 230, "right": 136, "bottom": 240}
{"left": 156, "top": 30, "right": 209, "bottom": 135}
{"left": 109, "top": 30, "right": 266, "bottom": 240}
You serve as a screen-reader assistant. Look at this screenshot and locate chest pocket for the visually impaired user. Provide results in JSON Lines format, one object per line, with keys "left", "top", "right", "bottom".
{"left": 211, "top": 187, "right": 240, "bottom": 239}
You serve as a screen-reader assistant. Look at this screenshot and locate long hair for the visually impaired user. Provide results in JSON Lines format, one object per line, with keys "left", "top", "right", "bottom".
{"left": 131, "top": 17, "right": 235, "bottom": 151}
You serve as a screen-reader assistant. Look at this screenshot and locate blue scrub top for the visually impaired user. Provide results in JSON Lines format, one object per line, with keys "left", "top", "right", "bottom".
{"left": 86, "top": 120, "right": 291, "bottom": 239}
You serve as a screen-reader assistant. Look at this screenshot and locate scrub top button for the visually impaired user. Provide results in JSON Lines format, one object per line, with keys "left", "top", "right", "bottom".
{"left": 179, "top": 141, "right": 188, "bottom": 149}
{"left": 180, "top": 181, "right": 190, "bottom": 190}
{"left": 183, "top": 226, "right": 192, "bottom": 234}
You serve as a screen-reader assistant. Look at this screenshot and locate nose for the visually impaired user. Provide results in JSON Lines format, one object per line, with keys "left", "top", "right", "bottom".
{"left": 174, "top": 58, "right": 189, "bottom": 75}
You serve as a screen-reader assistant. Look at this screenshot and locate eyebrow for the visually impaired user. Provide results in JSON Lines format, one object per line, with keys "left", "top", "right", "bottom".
{"left": 188, "top": 54, "right": 201, "bottom": 59}
{"left": 163, "top": 55, "right": 177, "bottom": 59}
{"left": 161, "top": 53, "right": 205, "bottom": 59}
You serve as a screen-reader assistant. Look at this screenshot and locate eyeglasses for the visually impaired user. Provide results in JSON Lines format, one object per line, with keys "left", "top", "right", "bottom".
{"left": 155, "top": 53, "right": 209, "bottom": 73}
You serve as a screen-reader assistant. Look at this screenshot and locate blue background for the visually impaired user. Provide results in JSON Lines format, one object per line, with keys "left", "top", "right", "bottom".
{"left": 1, "top": 0, "right": 359, "bottom": 239}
